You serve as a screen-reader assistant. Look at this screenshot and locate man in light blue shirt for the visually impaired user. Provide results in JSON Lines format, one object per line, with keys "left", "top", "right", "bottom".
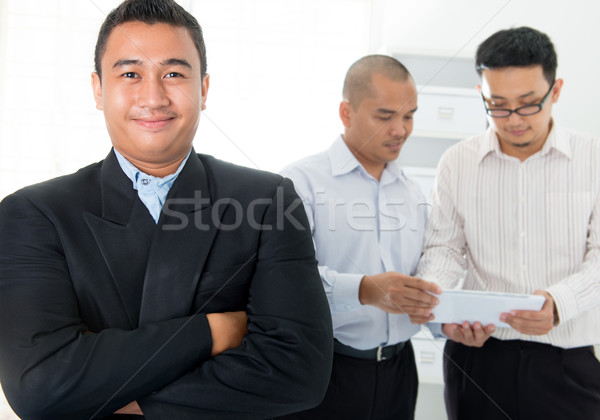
{"left": 278, "top": 55, "right": 441, "bottom": 420}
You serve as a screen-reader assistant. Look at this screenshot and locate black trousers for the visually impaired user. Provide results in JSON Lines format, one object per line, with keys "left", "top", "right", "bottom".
{"left": 444, "top": 338, "right": 600, "bottom": 420}
{"left": 277, "top": 341, "right": 418, "bottom": 420}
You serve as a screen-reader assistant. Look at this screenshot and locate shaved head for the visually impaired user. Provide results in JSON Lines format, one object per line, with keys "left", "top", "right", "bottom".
{"left": 342, "top": 55, "right": 412, "bottom": 109}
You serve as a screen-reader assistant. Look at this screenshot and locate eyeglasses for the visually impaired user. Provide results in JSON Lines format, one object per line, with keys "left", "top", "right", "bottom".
{"left": 481, "top": 81, "right": 555, "bottom": 118}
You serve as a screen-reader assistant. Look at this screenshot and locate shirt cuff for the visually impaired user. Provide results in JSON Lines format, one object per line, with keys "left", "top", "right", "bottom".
{"left": 332, "top": 273, "right": 364, "bottom": 311}
{"left": 545, "top": 282, "right": 578, "bottom": 324}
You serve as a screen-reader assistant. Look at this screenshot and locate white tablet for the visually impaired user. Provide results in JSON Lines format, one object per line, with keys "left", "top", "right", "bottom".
{"left": 432, "top": 289, "right": 546, "bottom": 328}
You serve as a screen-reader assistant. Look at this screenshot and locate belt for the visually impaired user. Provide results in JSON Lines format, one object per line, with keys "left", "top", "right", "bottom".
{"left": 334, "top": 339, "right": 407, "bottom": 362}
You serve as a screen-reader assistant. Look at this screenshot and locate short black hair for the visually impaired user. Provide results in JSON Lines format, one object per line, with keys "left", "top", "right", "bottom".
{"left": 476, "top": 27, "right": 557, "bottom": 85}
{"left": 343, "top": 55, "right": 412, "bottom": 109}
{"left": 94, "top": 0, "right": 207, "bottom": 81}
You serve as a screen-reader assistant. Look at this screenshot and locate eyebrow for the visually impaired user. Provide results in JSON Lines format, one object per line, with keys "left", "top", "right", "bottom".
{"left": 377, "top": 107, "right": 418, "bottom": 114}
{"left": 112, "top": 58, "right": 193, "bottom": 70}
{"left": 489, "top": 91, "right": 535, "bottom": 100}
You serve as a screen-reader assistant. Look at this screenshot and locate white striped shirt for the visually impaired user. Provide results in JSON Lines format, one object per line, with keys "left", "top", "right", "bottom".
{"left": 416, "top": 124, "right": 600, "bottom": 348}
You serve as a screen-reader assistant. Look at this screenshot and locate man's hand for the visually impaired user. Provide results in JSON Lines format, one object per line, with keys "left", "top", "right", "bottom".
{"left": 358, "top": 272, "right": 441, "bottom": 323}
{"left": 500, "top": 290, "right": 556, "bottom": 335}
{"left": 206, "top": 311, "right": 248, "bottom": 356}
{"left": 443, "top": 322, "right": 495, "bottom": 347}
{"left": 115, "top": 401, "right": 143, "bottom": 415}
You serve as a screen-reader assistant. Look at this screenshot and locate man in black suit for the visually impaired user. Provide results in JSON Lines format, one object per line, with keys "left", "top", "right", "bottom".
{"left": 0, "top": 1, "right": 333, "bottom": 419}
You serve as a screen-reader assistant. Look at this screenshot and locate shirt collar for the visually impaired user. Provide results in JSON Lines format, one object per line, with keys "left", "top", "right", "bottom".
{"left": 327, "top": 135, "right": 404, "bottom": 182}
{"left": 477, "top": 121, "right": 572, "bottom": 163}
{"left": 113, "top": 148, "right": 192, "bottom": 190}
{"left": 543, "top": 123, "right": 572, "bottom": 159}
{"left": 328, "top": 135, "right": 361, "bottom": 176}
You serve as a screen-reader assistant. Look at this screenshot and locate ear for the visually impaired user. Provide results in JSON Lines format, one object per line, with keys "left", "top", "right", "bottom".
{"left": 201, "top": 74, "right": 210, "bottom": 111}
{"left": 551, "top": 78, "right": 564, "bottom": 103}
{"left": 339, "top": 100, "right": 352, "bottom": 128}
{"left": 91, "top": 72, "right": 103, "bottom": 110}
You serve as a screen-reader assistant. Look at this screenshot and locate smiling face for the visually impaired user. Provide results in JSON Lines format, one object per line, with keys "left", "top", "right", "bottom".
{"left": 340, "top": 73, "right": 417, "bottom": 180}
{"left": 480, "top": 65, "right": 563, "bottom": 161}
{"left": 92, "top": 21, "right": 208, "bottom": 176}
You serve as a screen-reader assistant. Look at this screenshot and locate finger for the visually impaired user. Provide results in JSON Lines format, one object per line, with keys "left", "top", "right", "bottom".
{"left": 505, "top": 309, "right": 548, "bottom": 321}
{"left": 457, "top": 322, "right": 475, "bottom": 342}
{"left": 503, "top": 315, "right": 550, "bottom": 335}
{"left": 471, "top": 322, "right": 489, "bottom": 341}
{"left": 484, "top": 324, "right": 496, "bottom": 334}
{"left": 399, "top": 288, "right": 440, "bottom": 307}
{"left": 502, "top": 311, "right": 552, "bottom": 326}
{"left": 409, "top": 314, "right": 434, "bottom": 324}
{"left": 402, "top": 305, "right": 435, "bottom": 318}
{"left": 442, "top": 323, "right": 457, "bottom": 337}
{"left": 407, "top": 277, "right": 443, "bottom": 295}
{"left": 388, "top": 291, "right": 438, "bottom": 309}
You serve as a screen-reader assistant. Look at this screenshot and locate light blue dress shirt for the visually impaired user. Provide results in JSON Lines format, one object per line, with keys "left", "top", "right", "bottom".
{"left": 113, "top": 148, "right": 191, "bottom": 224}
{"left": 281, "top": 136, "right": 429, "bottom": 350}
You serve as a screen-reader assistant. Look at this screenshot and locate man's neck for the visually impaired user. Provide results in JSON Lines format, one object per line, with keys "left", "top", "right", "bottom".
{"left": 115, "top": 149, "right": 191, "bottom": 178}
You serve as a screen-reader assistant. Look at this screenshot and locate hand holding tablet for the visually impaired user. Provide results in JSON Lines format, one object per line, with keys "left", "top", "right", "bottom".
{"left": 432, "top": 289, "right": 546, "bottom": 328}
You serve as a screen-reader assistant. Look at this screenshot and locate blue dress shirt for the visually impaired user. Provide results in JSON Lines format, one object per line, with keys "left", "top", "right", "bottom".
{"left": 281, "top": 136, "right": 429, "bottom": 350}
{"left": 113, "top": 148, "right": 191, "bottom": 223}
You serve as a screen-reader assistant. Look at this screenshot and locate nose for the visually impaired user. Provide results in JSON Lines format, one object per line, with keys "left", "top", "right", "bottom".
{"left": 135, "top": 77, "right": 170, "bottom": 109}
{"left": 389, "top": 117, "right": 408, "bottom": 138}
{"left": 506, "top": 110, "right": 525, "bottom": 125}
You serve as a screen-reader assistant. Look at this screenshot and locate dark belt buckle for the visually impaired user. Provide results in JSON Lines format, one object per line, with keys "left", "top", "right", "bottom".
{"left": 376, "top": 346, "right": 386, "bottom": 362}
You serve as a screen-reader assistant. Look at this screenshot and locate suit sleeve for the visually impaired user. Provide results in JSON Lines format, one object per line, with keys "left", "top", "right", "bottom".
{"left": 138, "top": 178, "right": 334, "bottom": 419}
{"left": 0, "top": 193, "right": 214, "bottom": 420}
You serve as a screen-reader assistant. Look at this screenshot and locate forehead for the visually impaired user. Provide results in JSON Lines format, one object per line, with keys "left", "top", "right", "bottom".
{"left": 480, "top": 65, "right": 548, "bottom": 97}
{"left": 102, "top": 21, "right": 200, "bottom": 69}
{"left": 361, "top": 73, "right": 417, "bottom": 110}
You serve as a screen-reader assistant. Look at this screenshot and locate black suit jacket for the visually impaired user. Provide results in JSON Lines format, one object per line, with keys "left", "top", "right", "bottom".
{"left": 0, "top": 150, "right": 333, "bottom": 420}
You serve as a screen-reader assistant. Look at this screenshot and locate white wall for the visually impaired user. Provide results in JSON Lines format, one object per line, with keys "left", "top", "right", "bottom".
{"left": 371, "top": 0, "right": 600, "bottom": 136}
{"left": 0, "top": 0, "right": 372, "bottom": 200}
{"left": 2, "top": 0, "right": 598, "bottom": 201}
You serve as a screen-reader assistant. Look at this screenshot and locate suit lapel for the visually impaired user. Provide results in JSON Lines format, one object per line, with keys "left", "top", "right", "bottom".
{"left": 138, "top": 152, "right": 222, "bottom": 326}
{"left": 84, "top": 150, "right": 156, "bottom": 328}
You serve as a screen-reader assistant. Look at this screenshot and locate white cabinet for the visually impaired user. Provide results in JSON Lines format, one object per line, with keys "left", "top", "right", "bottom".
{"left": 413, "top": 86, "right": 486, "bottom": 136}
{"left": 400, "top": 85, "right": 487, "bottom": 173}
{"left": 411, "top": 328, "right": 446, "bottom": 385}
{"left": 412, "top": 327, "right": 448, "bottom": 420}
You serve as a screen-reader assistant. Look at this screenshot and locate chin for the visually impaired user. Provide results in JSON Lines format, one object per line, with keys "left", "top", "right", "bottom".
{"left": 509, "top": 141, "right": 533, "bottom": 149}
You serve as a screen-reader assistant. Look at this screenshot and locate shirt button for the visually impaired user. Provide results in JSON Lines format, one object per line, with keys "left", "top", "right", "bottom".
{"left": 141, "top": 179, "right": 150, "bottom": 185}
{"left": 520, "top": 231, "right": 526, "bottom": 237}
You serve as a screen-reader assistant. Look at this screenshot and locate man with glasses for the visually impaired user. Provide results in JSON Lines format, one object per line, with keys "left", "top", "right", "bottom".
{"left": 417, "top": 27, "right": 600, "bottom": 419}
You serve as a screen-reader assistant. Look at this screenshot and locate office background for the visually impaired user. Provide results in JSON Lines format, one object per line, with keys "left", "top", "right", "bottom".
{"left": 0, "top": 1, "right": 599, "bottom": 419}
{"left": 1, "top": 0, "right": 599, "bottom": 199}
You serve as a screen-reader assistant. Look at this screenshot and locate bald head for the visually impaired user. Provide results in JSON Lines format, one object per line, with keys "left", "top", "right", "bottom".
{"left": 343, "top": 55, "right": 412, "bottom": 110}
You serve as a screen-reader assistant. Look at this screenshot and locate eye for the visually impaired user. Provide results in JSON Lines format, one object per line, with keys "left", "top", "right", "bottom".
{"left": 165, "top": 72, "right": 183, "bottom": 78}
{"left": 122, "top": 72, "right": 138, "bottom": 78}
{"left": 488, "top": 101, "right": 505, "bottom": 108}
